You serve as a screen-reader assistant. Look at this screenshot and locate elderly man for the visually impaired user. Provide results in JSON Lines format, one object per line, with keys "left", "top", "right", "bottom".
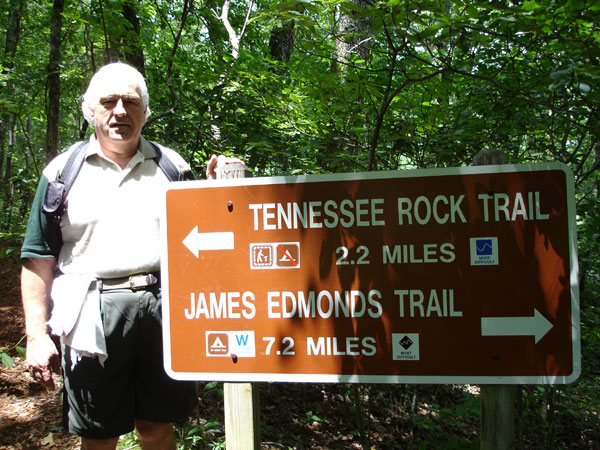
{"left": 21, "top": 62, "right": 232, "bottom": 449}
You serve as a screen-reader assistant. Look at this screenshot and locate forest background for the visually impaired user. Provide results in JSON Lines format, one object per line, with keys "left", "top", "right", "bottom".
{"left": 0, "top": 0, "right": 599, "bottom": 448}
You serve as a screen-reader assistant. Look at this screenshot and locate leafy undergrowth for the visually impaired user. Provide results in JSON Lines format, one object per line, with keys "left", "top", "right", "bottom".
{"left": 181, "top": 379, "right": 599, "bottom": 450}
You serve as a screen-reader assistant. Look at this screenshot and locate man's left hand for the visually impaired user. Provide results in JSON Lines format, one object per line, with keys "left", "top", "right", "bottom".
{"left": 206, "top": 154, "right": 247, "bottom": 180}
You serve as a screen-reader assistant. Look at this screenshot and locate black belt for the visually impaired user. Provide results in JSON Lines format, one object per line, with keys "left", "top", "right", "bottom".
{"left": 99, "top": 272, "right": 160, "bottom": 292}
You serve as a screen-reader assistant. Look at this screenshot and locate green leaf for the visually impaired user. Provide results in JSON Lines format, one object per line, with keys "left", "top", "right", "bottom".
{"left": 417, "top": 23, "right": 444, "bottom": 40}
{"left": 577, "top": 82, "right": 591, "bottom": 93}
{"left": 1, "top": 352, "right": 14, "bottom": 369}
{"left": 204, "top": 381, "right": 219, "bottom": 391}
{"left": 549, "top": 69, "right": 571, "bottom": 79}
{"left": 465, "top": 5, "right": 479, "bottom": 18}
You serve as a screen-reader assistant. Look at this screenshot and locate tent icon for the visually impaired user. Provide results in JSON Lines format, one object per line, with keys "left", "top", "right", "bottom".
{"left": 208, "top": 333, "right": 229, "bottom": 355}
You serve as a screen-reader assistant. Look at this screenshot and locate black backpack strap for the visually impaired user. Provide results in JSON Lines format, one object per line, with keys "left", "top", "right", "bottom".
{"left": 42, "top": 140, "right": 89, "bottom": 223}
{"left": 150, "top": 141, "right": 196, "bottom": 181}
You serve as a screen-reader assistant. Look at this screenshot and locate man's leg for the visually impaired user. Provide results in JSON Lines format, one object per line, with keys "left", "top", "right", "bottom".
{"left": 135, "top": 419, "right": 176, "bottom": 450}
{"left": 135, "top": 288, "right": 195, "bottom": 448}
{"left": 80, "top": 436, "right": 119, "bottom": 450}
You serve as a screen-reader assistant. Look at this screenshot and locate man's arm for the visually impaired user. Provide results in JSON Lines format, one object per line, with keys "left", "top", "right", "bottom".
{"left": 21, "top": 257, "right": 60, "bottom": 390}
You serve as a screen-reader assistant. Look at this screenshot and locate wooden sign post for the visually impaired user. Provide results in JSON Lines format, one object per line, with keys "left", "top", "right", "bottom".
{"left": 473, "top": 150, "right": 515, "bottom": 450}
{"left": 217, "top": 163, "right": 260, "bottom": 450}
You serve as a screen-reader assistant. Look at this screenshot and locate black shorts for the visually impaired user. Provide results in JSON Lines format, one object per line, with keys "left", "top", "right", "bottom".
{"left": 61, "top": 286, "right": 197, "bottom": 439}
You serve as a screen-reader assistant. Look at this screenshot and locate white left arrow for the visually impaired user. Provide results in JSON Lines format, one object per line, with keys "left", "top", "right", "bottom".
{"left": 182, "top": 226, "right": 234, "bottom": 257}
{"left": 481, "top": 308, "right": 553, "bottom": 344}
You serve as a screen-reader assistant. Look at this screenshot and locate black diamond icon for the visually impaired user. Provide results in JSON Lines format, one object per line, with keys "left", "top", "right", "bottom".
{"left": 399, "top": 335, "right": 413, "bottom": 350}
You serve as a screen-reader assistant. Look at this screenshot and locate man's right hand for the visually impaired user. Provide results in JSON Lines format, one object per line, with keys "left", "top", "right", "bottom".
{"left": 26, "top": 333, "right": 60, "bottom": 390}
{"left": 21, "top": 257, "right": 59, "bottom": 390}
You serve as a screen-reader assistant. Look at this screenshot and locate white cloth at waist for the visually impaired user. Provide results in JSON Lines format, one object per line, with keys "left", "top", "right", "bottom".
{"left": 48, "top": 273, "right": 108, "bottom": 367}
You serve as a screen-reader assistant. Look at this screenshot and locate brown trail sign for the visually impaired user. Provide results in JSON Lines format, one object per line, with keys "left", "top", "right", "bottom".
{"left": 160, "top": 163, "right": 580, "bottom": 384}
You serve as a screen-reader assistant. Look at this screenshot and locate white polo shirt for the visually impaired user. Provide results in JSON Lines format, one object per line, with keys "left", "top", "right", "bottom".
{"left": 40, "top": 134, "right": 190, "bottom": 278}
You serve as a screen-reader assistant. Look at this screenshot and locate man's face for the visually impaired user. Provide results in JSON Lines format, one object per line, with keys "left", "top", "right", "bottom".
{"left": 92, "top": 77, "right": 146, "bottom": 152}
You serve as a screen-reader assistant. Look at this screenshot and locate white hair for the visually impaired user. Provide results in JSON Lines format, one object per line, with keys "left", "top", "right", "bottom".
{"left": 81, "top": 62, "right": 151, "bottom": 125}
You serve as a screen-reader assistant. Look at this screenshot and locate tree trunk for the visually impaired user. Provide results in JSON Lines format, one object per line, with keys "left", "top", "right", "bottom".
{"left": 269, "top": 24, "right": 295, "bottom": 63}
{"left": 46, "top": 0, "right": 65, "bottom": 163}
{"left": 330, "top": 0, "right": 372, "bottom": 171}
{"left": 0, "top": 0, "right": 25, "bottom": 183}
{"left": 333, "top": 0, "right": 372, "bottom": 75}
{"left": 121, "top": 0, "right": 145, "bottom": 74}
{"left": 594, "top": 144, "right": 600, "bottom": 198}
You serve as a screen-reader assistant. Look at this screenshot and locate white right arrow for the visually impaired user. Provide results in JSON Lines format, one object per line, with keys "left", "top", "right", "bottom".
{"left": 481, "top": 308, "right": 553, "bottom": 344}
{"left": 182, "top": 226, "right": 234, "bottom": 257}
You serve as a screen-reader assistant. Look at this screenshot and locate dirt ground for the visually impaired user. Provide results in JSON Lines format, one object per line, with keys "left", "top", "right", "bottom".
{"left": 0, "top": 245, "right": 79, "bottom": 450}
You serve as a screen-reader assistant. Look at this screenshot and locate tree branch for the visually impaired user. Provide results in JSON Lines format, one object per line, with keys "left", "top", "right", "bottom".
{"left": 145, "top": 0, "right": 193, "bottom": 125}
